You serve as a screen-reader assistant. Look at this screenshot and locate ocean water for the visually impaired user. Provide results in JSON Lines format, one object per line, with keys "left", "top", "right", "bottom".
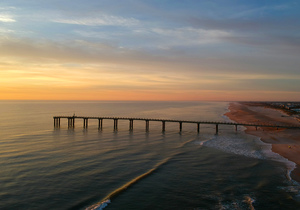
{"left": 0, "top": 101, "right": 299, "bottom": 210}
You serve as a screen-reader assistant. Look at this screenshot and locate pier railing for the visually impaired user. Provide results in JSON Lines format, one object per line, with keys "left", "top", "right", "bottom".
{"left": 53, "top": 116, "right": 300, "bottom": 133}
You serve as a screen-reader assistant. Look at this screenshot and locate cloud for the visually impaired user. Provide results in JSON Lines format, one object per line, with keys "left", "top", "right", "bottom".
{"left": 0, "top": 36, "right": 207, "bottom": 75}
{"left": 73, "top": 26, "right": 231, "bottom": 51}
{"left": 1, "top": 30, "right": 300, "bottom": 80}
{"left": 0, "top": 14, "right": 16, "bottom": 22}
{"left": 0, "top": 36, "right": 171, "bottom": 73}
{"left": 230, "top": 4, "right": 290, "bottom": 19}
{"left": 151, "top": 27, "right": 230, "bottom": 46}
{"left": 222, "top": 34, "right": 300, "bottom": 56}
{"left": 1, "top": 36, "right": 299, "bottom": 101}
{"left": 186, "top": 16, "right": 300, "bottom": 56}
{"left": 188, "top": 16, "right": 300, "bottom": 33}
{"left": 0, "top": 27, "right": 14, "bottom": 33}
{"left": 52, "top": 14, "right": 139, "bottom": 26}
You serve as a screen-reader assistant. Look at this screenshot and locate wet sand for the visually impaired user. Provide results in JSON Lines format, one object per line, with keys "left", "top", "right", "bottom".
{"left": 225, "top": 102, "right": 300, "bottom": 182}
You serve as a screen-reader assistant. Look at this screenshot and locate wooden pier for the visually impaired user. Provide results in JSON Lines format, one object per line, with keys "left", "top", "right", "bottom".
{"left": 53, "top": 116, "right": 300, "bottom": 134}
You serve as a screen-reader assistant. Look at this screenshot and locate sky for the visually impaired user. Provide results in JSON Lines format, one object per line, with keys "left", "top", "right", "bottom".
{"left": 0, "top": 0, "right": 299, "bottom": 101}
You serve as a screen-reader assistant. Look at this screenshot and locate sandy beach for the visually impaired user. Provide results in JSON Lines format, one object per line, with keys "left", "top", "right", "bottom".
{"left": 225, "top": 102, "right": 300, "bottom": 182}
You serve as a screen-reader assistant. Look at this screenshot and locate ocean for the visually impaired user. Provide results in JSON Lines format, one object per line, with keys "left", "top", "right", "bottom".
{"left": 0, "top": 101, "right": 299, "bottom": 210}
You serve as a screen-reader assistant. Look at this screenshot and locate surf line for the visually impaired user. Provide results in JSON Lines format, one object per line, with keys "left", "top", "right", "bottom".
{"left": 86, "top": 137, "right": 197, "bottom": 210}
{"left": 85, "top": 157, "right": 172, "bottom": 210}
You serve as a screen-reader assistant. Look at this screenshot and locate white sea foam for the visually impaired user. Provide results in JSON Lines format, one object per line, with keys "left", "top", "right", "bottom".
{"left": 261, "top": 141, "right": 296, "bottom": 181}
{"left": 200, "top": 131, "right": 296, "bottom": 181}
{"left": 280, "top": 181, "right": 300, "bottom": 200}
{"left": 85, "top": 199, "right": 111, "bottom": 210}
{"left": 216, "top": 195, "right": 256, "bottom": 210}
{"left": 202, "top": 134, "right": 266, "bottom": 159}
{"left": 243, "top": 196, "right": 255, "bottom": 210}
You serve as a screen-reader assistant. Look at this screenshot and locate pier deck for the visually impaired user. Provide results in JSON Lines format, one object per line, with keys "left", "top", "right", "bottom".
{"left": 53, "top": 116, "right": 300, "bottom": 133}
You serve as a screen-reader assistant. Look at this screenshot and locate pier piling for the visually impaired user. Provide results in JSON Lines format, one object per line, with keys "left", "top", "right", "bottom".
{"left": 68, "top": 117, "right": 74, "bottom": 128}
{"left": 114, "top": 119, "right": 118, "bottom": 130}
{"left": 129, "top": 119, "right": 134, "bottom": 131}
{"left": 54, "top": 117, "right": 61, "bottom": 128}
{"left": 68, "top": 117, "right": 75, "bottom": 128}
{"left": 162, "top": 121, "right": 166, "bottom": 132}
{"left": 146, "top": 120, "right": 149, "bottom": 132}
{"left": 83, "top": 118, "right": 88, "bottom": 129}
{"left": 98, "top": 119, "right": 103, "bottom": 130}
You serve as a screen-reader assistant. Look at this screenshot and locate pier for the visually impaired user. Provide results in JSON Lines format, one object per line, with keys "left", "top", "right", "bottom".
{"left": 53, "top": 116, "right": 300, "bottom": 134}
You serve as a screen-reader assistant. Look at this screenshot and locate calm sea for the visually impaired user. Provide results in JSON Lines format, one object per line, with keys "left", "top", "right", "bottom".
{"left": 0, "top": 101, "right": 299, "bottom": 210}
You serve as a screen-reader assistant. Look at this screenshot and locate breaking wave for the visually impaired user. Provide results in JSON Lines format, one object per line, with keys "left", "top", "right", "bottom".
{"left": 200, "top": 131, "right": 296, "bottom": 181}
{"left": 85, "top": 137, "right": 196, "bottom": 210}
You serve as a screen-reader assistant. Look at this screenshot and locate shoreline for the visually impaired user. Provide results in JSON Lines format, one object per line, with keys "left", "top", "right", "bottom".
{"left": 225, "top": 102, "right": 300, "bottom": 183}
